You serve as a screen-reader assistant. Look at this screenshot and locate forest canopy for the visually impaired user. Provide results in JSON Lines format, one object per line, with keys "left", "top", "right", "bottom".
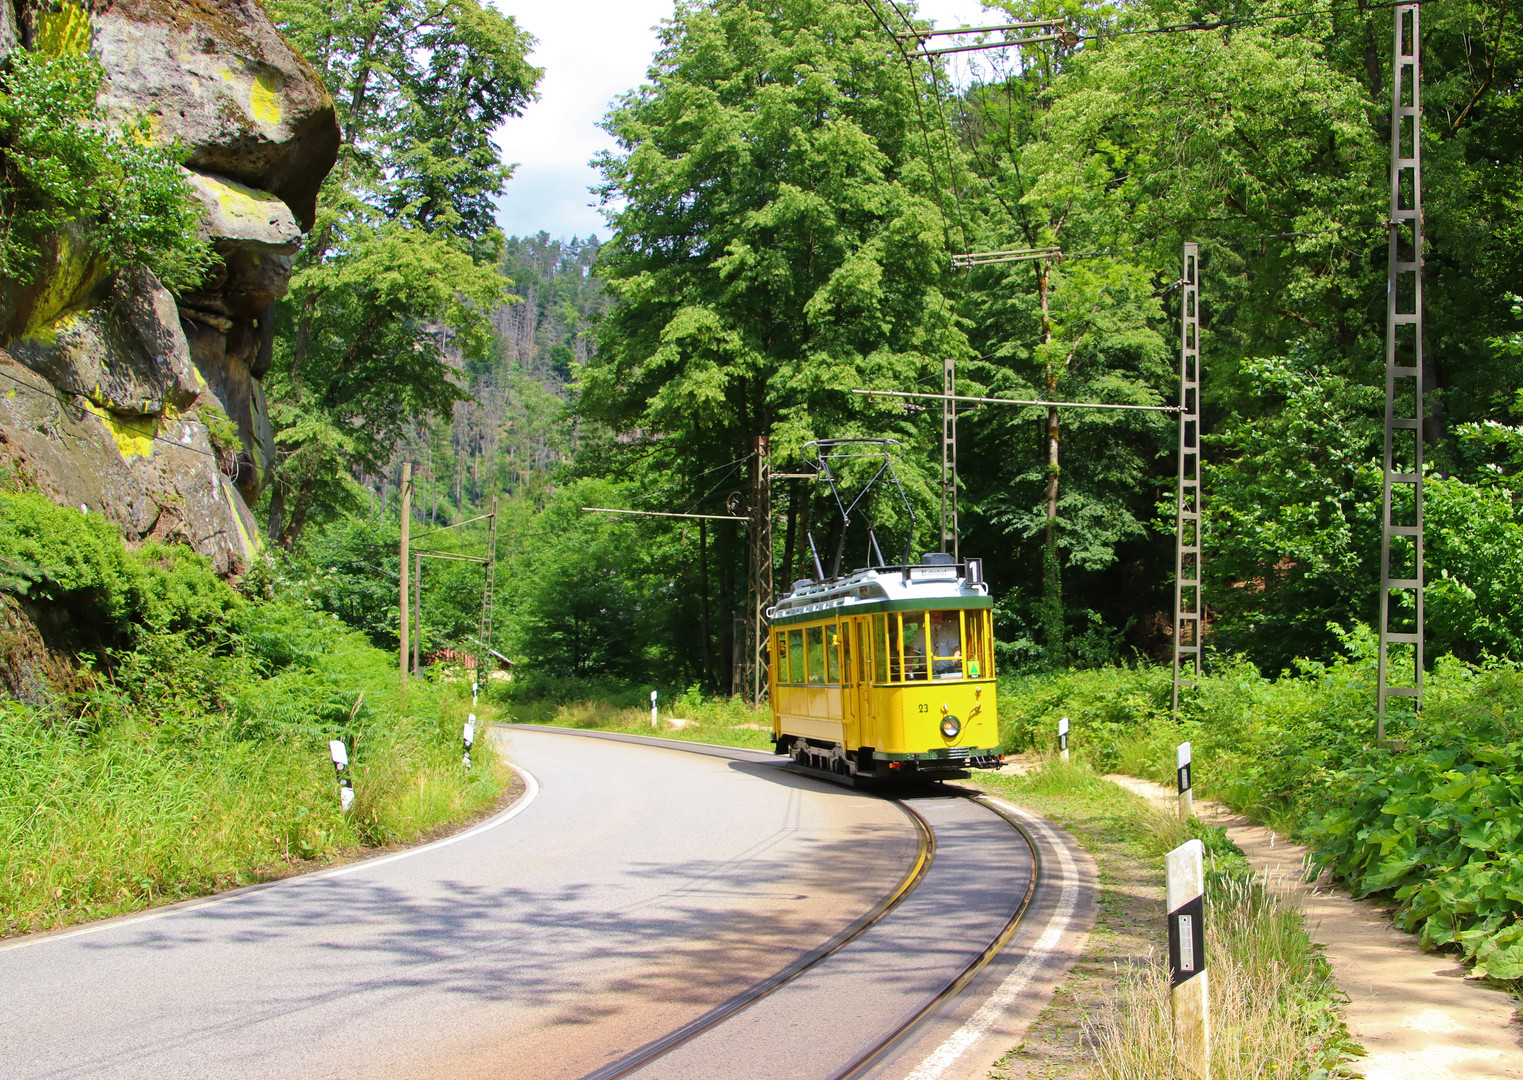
{"left": 258, "top": 0, "right": 1522, "bottom": 692}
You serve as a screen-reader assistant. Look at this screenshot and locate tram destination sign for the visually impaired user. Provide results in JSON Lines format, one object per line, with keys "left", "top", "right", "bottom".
{"left": 908, "top": 565, "right": 958, "bottom": 582}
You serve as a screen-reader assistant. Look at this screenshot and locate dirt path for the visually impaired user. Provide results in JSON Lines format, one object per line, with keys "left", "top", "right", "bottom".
{"left": 1107, "top": 773, "right": 1523, "bottom": 1080}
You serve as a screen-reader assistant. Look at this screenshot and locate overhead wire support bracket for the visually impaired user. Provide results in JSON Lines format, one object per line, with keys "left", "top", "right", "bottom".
{"left": 895, "top": 18, "right": 1065, "bottom": 41}
{"left": 915, "top": 33, "right": 1075, "bottom": 56}
{"left": 951, "top": 247, "right": 1062, "bottom": 269}
{"left": 581, "top": 506, "right": 749, "bottom": 522}
{"left": 853, "top": 388, "right": 1178, "bottom": 414}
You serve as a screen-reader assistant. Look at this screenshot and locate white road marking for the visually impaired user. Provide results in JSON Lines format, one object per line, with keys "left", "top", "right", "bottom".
{"left": 0, "top": 762, "right": 541, "bottom": 953}
{"left": 903, "top": 796, "right": 1082, "bottom": 1080}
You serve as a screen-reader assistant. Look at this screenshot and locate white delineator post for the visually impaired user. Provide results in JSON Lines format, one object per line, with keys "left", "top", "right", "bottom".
{"left": 1177, "top": 740, "right": 1193, "bottom": 821}
{"left": 329, "top": 739, "right": 355, "bottom": 813}
{"left": 463, "top": 714, "right": 476, "bottom": 769}
{"left": 651, "top": 690, "right": 659, "bottom": 728}
{"left": 1058, "top": 717, "right": 1070, "bottom": 762}
{"left": 1166, "top": 838, "right": 1210, "bottom": 1078}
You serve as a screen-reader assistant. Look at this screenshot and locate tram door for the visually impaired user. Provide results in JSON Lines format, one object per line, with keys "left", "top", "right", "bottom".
{"left": 849, "top": 618, "right": 872, "bottom": 750}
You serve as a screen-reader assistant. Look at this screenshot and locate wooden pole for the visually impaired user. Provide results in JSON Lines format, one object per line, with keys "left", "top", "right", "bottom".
{"left": 399, "top": 461, "right": 411, "bottom": 695}
{"left": 413, "top": 551, "right": 421, "bottom": 675}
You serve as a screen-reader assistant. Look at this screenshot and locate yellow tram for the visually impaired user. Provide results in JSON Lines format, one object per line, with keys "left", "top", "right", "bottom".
{"left": 768, "top": 553, "right": 1003, "bottom": 781}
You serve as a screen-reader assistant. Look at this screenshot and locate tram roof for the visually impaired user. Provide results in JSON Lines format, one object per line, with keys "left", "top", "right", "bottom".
{"left": 767, "top": 563, "right": 991, "bottom": 626}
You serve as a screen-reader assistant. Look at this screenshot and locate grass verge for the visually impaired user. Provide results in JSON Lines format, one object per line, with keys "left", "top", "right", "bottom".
{"left": 975, "top": 759, "right": 1360, "bottom": 1080}
{"left": 497, "top": 684, "right": 775, "bottom": 752}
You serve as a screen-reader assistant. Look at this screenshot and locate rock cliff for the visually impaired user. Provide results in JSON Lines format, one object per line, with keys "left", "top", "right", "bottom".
{"left": 0, "top": 0, "right": 338, "bottom": 572}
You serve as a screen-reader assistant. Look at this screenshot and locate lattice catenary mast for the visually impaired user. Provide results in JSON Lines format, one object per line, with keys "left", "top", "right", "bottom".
{"left": 1377, "top": 3, "right": 1425, "bottom": 739}
{"left": 1173, "top": 242, "right": 1202, "bottom": 718}
{"left": 747, "top": 435, "right": 774, "bottom": 706}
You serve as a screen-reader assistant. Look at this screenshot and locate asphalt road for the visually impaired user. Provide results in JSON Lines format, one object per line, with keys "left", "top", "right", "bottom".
{"left": 0, "top": 728, "right": 1082, "bottom": 1080}
{"left": 0, "top": 729, "right": 922, "bottom": 1080}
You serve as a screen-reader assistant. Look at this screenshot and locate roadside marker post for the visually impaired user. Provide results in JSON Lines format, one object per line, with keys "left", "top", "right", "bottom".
{"left": 1177, "top": 741, "right": 1193, "bottom": 821}
{"left": 329, "top": 739, "right": 355, "bottom": 813}
{"left": 1058, "top": 717, "right": 1069, "bottom": 762}
{"left": 651, "top": 690, "right": 659, "bottom": 728}
{"left": 1166, "top": 838, "right": 1210, "bottom": 1078}
{"left": 463, "top": 714, "right": 476, "bottom": 769}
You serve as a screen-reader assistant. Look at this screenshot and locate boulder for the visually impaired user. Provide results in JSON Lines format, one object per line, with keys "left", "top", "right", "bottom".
{"left": 0, "top": 0, "right": 339, "bottom": 568}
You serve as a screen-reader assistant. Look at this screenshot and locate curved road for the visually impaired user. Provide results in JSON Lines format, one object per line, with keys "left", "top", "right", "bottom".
{"left": 0, "top": 728, "right": 1091, "bottom": 1080}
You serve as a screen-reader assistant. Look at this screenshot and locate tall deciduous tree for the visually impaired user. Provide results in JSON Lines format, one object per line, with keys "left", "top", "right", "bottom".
{"left": 262, "top": 0, "right": 541, "bottom": 545}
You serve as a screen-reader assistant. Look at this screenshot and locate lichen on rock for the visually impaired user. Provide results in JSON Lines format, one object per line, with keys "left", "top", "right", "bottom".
{"left": 0, "top": 0, "right": 338, "bottom": 572}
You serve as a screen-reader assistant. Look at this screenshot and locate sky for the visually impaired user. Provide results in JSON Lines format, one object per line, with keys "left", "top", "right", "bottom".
{"left": 492, "top": 0, "right": 998, "bottom": 242}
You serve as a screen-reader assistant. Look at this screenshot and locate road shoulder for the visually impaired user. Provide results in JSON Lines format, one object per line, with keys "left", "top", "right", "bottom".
{"left": 1108, "top": 772, "right": 1523, "bottom": 1080}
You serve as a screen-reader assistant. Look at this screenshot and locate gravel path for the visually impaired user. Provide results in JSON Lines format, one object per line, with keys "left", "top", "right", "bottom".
{"left": 1106, "top": 773, "right": 1523, "bottom": 1080}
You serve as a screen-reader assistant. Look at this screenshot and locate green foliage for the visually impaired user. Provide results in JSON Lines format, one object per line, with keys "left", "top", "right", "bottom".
{"left": 0, "top": 47, "right": 213, "bottom": 290}
{"left": 1000, "top": 647, "right": 1523, "bottom": 984}
{"left": 583, "top": 0, "right": 960, "bottom": 552}
{"left": 0, "top": 496, "right": 507, "bottom": 936}
{"left": 263, "top": 0, "right": 542, "bottom": 544}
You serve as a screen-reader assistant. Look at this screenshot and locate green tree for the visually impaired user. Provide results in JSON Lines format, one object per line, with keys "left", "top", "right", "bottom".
{"left": 263, "top": 0, "right": 542, "bottom": 545}
{"left": 580, "top": 0, "right": 969, "bottom": 686}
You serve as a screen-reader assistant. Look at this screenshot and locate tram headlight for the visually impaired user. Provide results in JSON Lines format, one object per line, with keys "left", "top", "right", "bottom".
{"left": 940, "top": 714, "right": 961, "bottom": 738}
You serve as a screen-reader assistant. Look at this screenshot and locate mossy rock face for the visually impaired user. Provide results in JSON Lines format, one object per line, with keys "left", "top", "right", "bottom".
{"left": 0, "top": 354, "right": 261, "bottom": 574}
{"left": 10, "top": 267, "right": 201, "bottom": 418}
{"left": 92, "top": 0, "right": 338, "bottom": 230}
{"left": 0, "top": 0, "right": 337, "bottom": 558}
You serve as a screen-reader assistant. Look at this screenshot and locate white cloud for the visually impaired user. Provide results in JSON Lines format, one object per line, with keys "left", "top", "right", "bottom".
{"left": 493, "top": 0, "right": 1002, "bottom": 241}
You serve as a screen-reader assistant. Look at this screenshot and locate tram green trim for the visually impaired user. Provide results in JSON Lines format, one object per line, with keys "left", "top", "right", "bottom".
{"left": 770, "top": 594, "right": 992, "bottom": 627}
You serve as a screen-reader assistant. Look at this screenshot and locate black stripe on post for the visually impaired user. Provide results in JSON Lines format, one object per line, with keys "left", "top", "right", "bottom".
{"left": 1167, "top": 893, "right": 1205, "bottom": 987}
{"left": 1177, "top": 762, "right": 1191, "bottom": 793}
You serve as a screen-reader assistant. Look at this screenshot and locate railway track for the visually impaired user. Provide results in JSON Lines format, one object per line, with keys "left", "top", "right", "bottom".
{"left": 514, "top": 727, "right": 1077, "bottom": 1080}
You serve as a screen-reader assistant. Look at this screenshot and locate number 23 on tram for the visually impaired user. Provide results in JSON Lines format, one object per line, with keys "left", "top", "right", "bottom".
{"left": 768, "top": 553, "right": 1004, "bottom": 782}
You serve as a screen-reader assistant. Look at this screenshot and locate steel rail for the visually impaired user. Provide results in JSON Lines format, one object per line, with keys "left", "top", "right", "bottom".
{"left": 581, "top": 799, "right": 937, "bottom": 1080}
{"left": 502, "top": 725, "right": 1045, "bottom": 1080}
{"left": 828, "top": 793, "right": 1041, "bottom": 1080}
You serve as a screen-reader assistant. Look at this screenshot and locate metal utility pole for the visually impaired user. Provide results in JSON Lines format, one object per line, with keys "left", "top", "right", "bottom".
{"left": 940, "top": 357, "right": 959, "bottom": 560}
{"left": 747, "top": 436, "right": 773, "bottom": 706}
{"left": 1173, "top": 243, "right": 1202, "bottom": 719}
{"left": 399, "top": 461, "right": 412, "bottom": 694}
{"left": 477, "top": 497, "right": 499, "bottom": 675}
{"left": 1378, "top": 2, "right": 1425, "bottom": 740}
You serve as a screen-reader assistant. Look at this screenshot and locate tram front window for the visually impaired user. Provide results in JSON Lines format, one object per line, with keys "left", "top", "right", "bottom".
{"left": 929, "top": 611, "right": 963, "bottom": 679}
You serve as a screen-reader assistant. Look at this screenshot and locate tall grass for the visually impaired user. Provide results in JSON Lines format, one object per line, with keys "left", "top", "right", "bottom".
{"left": 982, "top": 759, "right": 1358, "bottom": 1079}
{"left": 0, "top": 489, "right": 510, "bottom": 936}
{"left": 0, "top": 675, "right": 507, "bottom": 937}
{"left": 1089, "top": 871, "right": 1355, "bottom": 1080}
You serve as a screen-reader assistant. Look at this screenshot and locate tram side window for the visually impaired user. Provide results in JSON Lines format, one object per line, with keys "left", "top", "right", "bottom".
{"left": 930, "top": 610, "right": 964, "bottom": 680}
{"left": 873, "top": 615, "right": 889, "bottom": 684}
{"left": 806, "top": 626, "right": 825, "bottom": 684}
{"left": 963, "top": 610, "right": 991, "bottom": 678}
{"left": 787, "top": 628, "right": 805, "bottom": 683}
{"left": 827, "top": 624, "right": 842, "bottom": 683}
{"left": 901, "top": 612, "right": 928, "bottom": 680}
{"left": 775, "top": 630, "right": 789, "bottom": 682}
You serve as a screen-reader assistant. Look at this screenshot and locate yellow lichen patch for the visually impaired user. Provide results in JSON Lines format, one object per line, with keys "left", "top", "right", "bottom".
{"left": 81, "top": 399, "right": 157, "bottom": 461}
{"left": 221, "top": 479, "right": 260, "bottom": 561}
{"left": 35, "top": 3, "right": 90, "bottom": 56}
{"left": 199, "top": 173, "right": 286, "bottom": 226}
{"left": 250, "top": 71, "right": 283, "bottom": 126}
{"left": 17, "top": 233, "right": 109, "bottom": 344}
